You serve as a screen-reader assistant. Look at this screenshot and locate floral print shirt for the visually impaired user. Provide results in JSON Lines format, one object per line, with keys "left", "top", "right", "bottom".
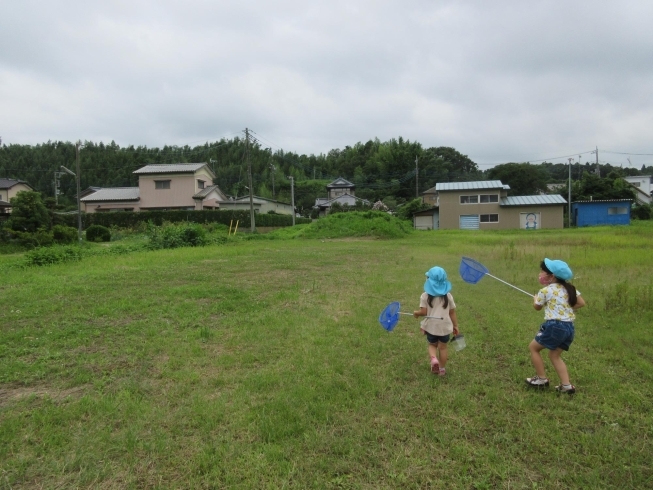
{"left": 535, "top": 283, "right": 580, "bottom": 322}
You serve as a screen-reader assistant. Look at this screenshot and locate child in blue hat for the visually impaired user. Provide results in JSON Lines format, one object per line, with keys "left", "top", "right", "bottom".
{"left": 526, "top": 258, "right": 585, "bottom": 394}
{"left": 413, "top": 266, "right": 459, "bottom": 376}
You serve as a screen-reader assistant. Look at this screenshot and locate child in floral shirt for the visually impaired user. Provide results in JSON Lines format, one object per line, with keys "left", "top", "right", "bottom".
{"left": 526, "top": 258, "right": 585, "bottom": 394}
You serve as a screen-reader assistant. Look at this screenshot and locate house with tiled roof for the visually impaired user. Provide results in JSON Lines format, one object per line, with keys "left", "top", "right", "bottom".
{"left": 0, "top": 178, "right": 34, "bottom": 214}
{"left": 314, "top": 177, "right": 370, "bottom": 216}
{"left": 81, "top": 163, "right": 227, "bottom": 213}
{"left": 416, "top": 180, "right": 566, "bottom": 230}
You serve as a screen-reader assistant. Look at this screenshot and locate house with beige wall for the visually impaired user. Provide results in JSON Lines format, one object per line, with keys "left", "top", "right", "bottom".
{"left": 0, "top": 178, "right": 34, "bottom": 214}
{"left": 81, "top": 163, "right": 228, "bottom": 213}
{"left": 418, "top": 181, "right": 566, "bottom": 230}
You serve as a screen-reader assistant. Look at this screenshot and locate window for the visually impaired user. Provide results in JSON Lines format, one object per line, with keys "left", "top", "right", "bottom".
{"left": 460, "top": 195, "right": 478, "bottom": 204}
{"left": 632, "top": 182, "right": 641, "bottom": 187}
{"left": 197, "top": 180, "right": 205, "bottom": 190}
{"left": 480, "top": 194, "right": 499, "bottom": 203}
{"left": 155, "top": 180, "right": 171, "bottom": 190}
{"left": 480, "top": 214, "right": 499, "bottom": 223}
{"left": 608, "top": 207, "right": 628, "bottom": 215}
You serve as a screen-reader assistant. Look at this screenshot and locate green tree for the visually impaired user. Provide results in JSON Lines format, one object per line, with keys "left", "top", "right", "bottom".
{"left": 396, "top": 198, "right": 431, "bottom": 221}
{"left": 574, "top": 171, "right": 636, "bottom": 201}
{"left": 6, "top": 191, "right": 51, "bottom": 233}
{"left": 488, "top": 163, "right": 548, "bottom": 196}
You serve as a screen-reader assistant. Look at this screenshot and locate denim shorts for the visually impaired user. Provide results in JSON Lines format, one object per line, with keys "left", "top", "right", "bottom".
{"left": 534, "top": 320, "right": 575, "bottom": 351}
{"left": 425, "top": 332, "right": 451, "bottom": 345}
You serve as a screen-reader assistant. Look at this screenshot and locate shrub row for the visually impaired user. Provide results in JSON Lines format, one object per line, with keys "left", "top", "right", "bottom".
{"left": 53, "top": 210, "right": 310, "bottom": 230}
{"left": 24, "top": 245, "right": 82, "bottom": 266}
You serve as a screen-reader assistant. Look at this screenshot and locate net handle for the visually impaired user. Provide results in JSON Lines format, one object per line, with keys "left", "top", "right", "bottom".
{"left": 485, "top": 273, "right": 533, "bottom": 297}
{"left": 398, "top": 312, "right": 443, "bottom": 320}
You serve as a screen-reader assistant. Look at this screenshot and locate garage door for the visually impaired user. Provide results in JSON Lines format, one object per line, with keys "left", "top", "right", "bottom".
{"left": 459, "top": 215, "right": 479, "bottom": 230}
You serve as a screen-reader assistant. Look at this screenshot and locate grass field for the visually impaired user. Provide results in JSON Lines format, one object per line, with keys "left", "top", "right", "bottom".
{"left": 1, "top": 222, "right": 652, "bottom": 489}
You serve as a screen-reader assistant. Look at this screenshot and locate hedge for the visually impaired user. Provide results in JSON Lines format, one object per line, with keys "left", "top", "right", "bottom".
{"left": 53, "top": 210, "right": 310, "bottom": 230}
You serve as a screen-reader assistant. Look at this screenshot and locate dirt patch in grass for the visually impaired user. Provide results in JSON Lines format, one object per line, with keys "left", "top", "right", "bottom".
{"left": 0, "top": 384, "right": 90, "bottom": 406}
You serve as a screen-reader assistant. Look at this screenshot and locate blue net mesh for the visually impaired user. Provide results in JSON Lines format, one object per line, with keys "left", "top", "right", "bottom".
{"left": 459, "top": 257, "right": 489, "bottom": 284}
{"left": 379, "top": 301, "right": 401, "bottom": 331}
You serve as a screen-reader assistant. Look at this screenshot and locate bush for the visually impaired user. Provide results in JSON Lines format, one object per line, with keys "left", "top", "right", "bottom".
{"left": 631, "top": 204, "right": 651, "bottom": 220}
{"left": 52, "top": 225, "right": 78, "bottom": 244}
{"left": 147, "top": 222, "right": 208, "bottom": 250}
{"left": 24, "top": 245, "right": 82, "bottom": 266}
{"left": 86, "top": 225, "right": 111, "bottom": 242}
{"left": 53, "top": 210, "right": 311, "bottom": 230}
{"left": 10, "top": 229, "right": 54, "bottom": 248}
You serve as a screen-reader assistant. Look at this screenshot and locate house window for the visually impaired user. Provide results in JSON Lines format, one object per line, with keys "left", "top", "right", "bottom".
{"left": 632, "top": 182, "right": 641, "bottom": 187}
{"left": 460, "top": 195, "right": 479, "bottom": 204}
{"left": 480, "top": 214, "right": 499, "bottom": 223}
{"left": 480, "top": 194, "right": 499, "bottom": 203}
{"left": 608, "top": 207, "right": 628, "bottom": 215}
{"left": 198, "top": 180, "right": 205, "bottom": 190}
{"left": 155, "top": 180, "right": 171, "bottom": 190}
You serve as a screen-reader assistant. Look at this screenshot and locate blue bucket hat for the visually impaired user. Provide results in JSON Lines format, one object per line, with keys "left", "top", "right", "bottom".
{"left": 543, "top": 258, "right": 573, "bottom": 281}
{"left": 424, "top": 266, "right": 452, "bottom": 296}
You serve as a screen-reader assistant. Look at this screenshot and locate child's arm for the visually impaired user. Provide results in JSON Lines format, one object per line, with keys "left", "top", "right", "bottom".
{"left": 533, "top": 292, "right": 544, "bottom": 311}
{"left": 449, "top": 309, "right": 460, "bottom": 336}
{"left": 574, "top": 294, "right": 586, "bottom": 309}
{"left": 413, "top": 307, "right": 427, "bottom": 318}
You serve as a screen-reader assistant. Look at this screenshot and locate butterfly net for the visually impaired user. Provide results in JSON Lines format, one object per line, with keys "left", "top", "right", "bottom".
{"left": 459, "top": 257, "right": 489, "bottom": 284}
{"left": 379, "top": 301, "right": 401, "bottom": 331}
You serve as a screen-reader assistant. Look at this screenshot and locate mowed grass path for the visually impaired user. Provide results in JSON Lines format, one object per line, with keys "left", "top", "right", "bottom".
{"left": 1, "top": 224, "right": 652, "bottom": 489}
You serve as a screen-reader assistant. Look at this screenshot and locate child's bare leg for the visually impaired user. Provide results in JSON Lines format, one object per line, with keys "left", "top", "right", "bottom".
{"left": 428, "top": 342, "right": 438, "bottom": 360}
{"left": 548, "top": 348, "right": 571, "bottom": 385}
{"left": 528, "top": 340, "right": 547, "bottom": 378}
{"left": 438, "top": 343, "right": 449, "bottom": 368}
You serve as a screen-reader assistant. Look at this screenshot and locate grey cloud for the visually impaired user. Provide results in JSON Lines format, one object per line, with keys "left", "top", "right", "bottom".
{"left": 1, "top": 0, "right": 652, "bottom": 169}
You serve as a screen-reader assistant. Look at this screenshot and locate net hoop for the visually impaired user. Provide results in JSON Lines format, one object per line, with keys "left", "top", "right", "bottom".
{"left": 379, "top": 301, "right": 401, "bottom": 331}
{"left": 459, "top": 256, "right": 489, "bottom": 284}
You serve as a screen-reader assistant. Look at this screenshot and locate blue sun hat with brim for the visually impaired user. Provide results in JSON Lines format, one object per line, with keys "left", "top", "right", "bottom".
{"left": 544, "top": 258, "right": 573, "bottom": 281}
{"left": 424, "top": 266, "right": 452, "bottom": 296}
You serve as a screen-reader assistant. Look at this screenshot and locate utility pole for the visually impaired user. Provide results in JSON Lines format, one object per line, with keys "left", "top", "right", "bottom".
{"left": 75, "top": 142, "right": 82, "bottom": 243}
{"left": 288, "top": 175, "right": 295, "bottom": 226}
{"left": 568, "top": 158, "right": 573, "bottom": 228}
{"left": 595, "top": 146, "right": 600, "bottom": 176}
{"left": 268, "top": 150, "right": 276, "bottom": 199}
{"left": 245, "top": 128, "right": 255, "bottom": 232}
{"left": 60, "top": 141, "right": 82, "bottom": 244}
{"left": 415, "top": 156, "right": 419, "bottom": 198}
{"left": 53, "top": 171, "right": 64, "bottom": 205}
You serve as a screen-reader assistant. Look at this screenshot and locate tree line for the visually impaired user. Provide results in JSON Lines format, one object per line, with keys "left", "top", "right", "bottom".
{"left": 1, "top": 137, "right": 649, "bottom": 215}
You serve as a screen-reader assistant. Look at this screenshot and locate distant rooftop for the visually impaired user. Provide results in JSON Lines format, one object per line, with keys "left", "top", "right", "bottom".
{"left": 500, "top": 195, "right": 567, "bottom": 206}
{"left": 80, "top": 187, "right": 140, "bottom": 202}
{"left": 435, "top": 181, "right": 508, "bottom": 191}
{"left": 0, "top": 178, "right": 30, "bottom": 189}
{"left": 134, "top": 163, "right": 213, "bottom": 176}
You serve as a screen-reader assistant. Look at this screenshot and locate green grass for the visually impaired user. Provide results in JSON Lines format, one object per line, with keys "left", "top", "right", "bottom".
{"left": 1, "top": 222, "right": 652, "bottom": 488}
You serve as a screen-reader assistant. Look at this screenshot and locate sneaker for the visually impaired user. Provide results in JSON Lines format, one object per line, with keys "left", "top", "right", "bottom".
{"left": 430, "top": 357, "right": 439, "bottom": 374}
{"left": 555, "top": 384, "right": 576, "bottom": 395}
{"left": 438, "top": 367, "right": 446, "bottom": 377}
{"left": 526, "top": 375, "right": 549, "bottom": 387}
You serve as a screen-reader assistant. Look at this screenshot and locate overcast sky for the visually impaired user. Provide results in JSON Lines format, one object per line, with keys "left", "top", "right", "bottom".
{"left": 2, "top": 1, "right": 652, "bottom": 169}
